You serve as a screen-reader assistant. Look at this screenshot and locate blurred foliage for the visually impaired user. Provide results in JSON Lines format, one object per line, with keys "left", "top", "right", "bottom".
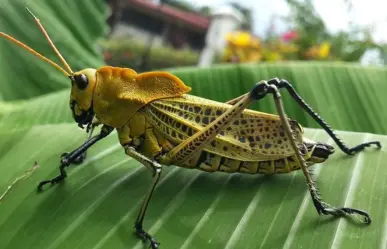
{"left": 285, "top": 0, "right": 329, "bottom": 57}
{"left": 0, "top": 0, "right": 107, "bottom": 101}
{"left": 100, "top": 39, "right": 205, "bottom": 71}
{"left": 223, "top": 31, "right": 300, "bottom": 63}
{"left": 223, "top": 31, "right": 263, "bottom": 63}
{"left": 223, "top": 0, "right": 384, "bottom": 64}
{"left": 285, "top": 0, "right": 379, "bottom": 61}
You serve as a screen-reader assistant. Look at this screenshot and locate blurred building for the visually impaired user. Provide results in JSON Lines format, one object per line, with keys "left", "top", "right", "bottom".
{"left": 106, "top": 0, "right": 210, "bottom": 51}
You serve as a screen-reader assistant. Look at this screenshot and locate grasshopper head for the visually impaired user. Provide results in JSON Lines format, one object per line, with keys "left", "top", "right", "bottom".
{"left": 69, "top": 69, "right": 97, "bottom": 128}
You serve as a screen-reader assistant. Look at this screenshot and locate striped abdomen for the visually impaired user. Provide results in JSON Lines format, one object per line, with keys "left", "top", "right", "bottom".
{"left": 173, "top": 139, "right": 335, "bottom": 174}
{"left": 174, "top": 149, "right": 319, "bottom": 175}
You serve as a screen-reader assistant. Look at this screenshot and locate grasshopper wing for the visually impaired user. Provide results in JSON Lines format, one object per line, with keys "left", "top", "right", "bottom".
{"left": 146, "top": 94, "right": 304, "bottom": 161}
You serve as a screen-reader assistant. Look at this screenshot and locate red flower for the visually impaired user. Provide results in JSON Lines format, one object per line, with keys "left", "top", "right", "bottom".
{"left": 281, "top": 31, "right": 298, "bottom": 42}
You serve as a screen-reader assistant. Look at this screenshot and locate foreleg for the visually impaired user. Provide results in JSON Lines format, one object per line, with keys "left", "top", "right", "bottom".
{"left": 37, "top": 125, "right": 113, "bottom": 191}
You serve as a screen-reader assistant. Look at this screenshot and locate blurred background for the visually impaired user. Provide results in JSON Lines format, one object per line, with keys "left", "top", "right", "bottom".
{"left": 103, "top": 0, "right": 387, "bottom": 71}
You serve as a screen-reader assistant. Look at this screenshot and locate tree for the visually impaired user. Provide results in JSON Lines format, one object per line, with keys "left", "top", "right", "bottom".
{"left": 284, "top": 0, "right": 379, "bottom": 61}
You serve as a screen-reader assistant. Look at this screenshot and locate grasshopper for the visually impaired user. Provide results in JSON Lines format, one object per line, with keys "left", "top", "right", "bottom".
{"left": 0, "top": 9, "right": 381, "bottom": 249}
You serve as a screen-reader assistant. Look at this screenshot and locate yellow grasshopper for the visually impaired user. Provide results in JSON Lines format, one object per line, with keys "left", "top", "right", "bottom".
{"left": 0, "top": 9, "right": 381, "bottom": 249}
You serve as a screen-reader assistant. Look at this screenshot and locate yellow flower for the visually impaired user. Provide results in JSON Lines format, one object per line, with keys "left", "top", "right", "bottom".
{"left": 318, "top": 42, "right": 330, "bottom": 59}
{"left": 304, "top": 42, "right": 331, "bottom": 59}
{"left": 226, "top": 31, "right": 260, "bottom": 48}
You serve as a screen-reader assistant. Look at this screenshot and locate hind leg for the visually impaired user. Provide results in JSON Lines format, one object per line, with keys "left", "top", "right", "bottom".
{"left": 269, "top": 83, "right": 371, "bottom": 224}
{"left": 267, "top": 78, "right": 381, "bottom": 155}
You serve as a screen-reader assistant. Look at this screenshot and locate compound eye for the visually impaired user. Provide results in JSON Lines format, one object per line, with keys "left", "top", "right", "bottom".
{"left": 74, "top": 74, "right": 88, "bottom": 90}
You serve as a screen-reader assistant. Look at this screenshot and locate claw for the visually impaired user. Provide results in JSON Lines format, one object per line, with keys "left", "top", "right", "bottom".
{"left": 317, "top": 202, "right": 371, "bottom": 224}
{"left": 37, "top": 167, "right": 67, "bottom": 192}
{"left": 349, "top": 141, "right": 382, "bottom": 155}
{"left": 340, "top": 207, "right": 371, "bottom": 224}
{"left": 150, "top": 241, "right": 160, "bottom": 249}
{"left": 135, "top": 224, "right": 159, "bottom": 249}
{"left": 37, "top": 175, "right": 65, "bottom": 192}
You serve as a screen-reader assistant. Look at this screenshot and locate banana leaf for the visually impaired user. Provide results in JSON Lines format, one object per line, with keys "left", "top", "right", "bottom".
{"left": 0, "top": 125, "right": 386, "bottom": 249}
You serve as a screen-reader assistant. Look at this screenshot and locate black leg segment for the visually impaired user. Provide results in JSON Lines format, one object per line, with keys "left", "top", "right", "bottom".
{"left": 135, "top": 223, "right": 160, "bottom": 249}
{"left": 61, "top": 120, "right": 103, "bottom": 165}
{"left": 37, "top": 125, "right": 113, "bottom": 191}
{"left": 266, "top": 78, "right": 382, "bottom": 155}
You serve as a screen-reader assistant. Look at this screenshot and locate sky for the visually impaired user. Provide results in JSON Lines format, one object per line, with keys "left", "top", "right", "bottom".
{"left": 191, "top": 0, "right": 387, "bottom": 43}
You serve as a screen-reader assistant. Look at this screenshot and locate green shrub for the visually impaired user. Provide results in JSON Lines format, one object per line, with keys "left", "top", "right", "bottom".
{"left": 100, "top": 39, "right": 200, "bottom": 71}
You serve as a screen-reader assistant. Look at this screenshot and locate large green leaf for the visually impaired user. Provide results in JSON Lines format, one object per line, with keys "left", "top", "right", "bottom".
{"left": 0, "top": 0, "right": 107, "bottom": 101}
{"left": 0, "top": 90, "right": 71, "bottom": 130}
{"left": 0, "top": 125, "right": 386, "bottom": 249}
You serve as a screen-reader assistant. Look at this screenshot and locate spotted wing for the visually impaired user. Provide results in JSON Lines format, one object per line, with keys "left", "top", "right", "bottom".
{"left": 145, "top": 94, "right": 304, "bottom": 161}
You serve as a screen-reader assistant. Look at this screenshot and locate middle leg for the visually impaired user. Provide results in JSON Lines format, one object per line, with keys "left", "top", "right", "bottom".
{"left": 125, "top": 146, "right": 162, "bottom": 249}
{"left": 61, "top": 118, "right": 102, "bottom": 165}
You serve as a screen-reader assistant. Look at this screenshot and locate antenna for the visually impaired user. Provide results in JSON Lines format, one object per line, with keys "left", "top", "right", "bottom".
{"left": 0, "top": 32, "right": 70, "bottom": 76}
{"left": 26, "top": 7, "right": 73, "bottom": 74}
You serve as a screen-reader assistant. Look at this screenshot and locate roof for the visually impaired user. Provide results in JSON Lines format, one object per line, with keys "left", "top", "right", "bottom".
{"left": 126, "top": 0, "right": 210, "bottom": 32}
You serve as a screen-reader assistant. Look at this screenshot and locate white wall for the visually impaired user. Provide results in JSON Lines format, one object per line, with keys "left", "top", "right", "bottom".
{"left": 110, "top": 22, "right": 165, "bottom": 47}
